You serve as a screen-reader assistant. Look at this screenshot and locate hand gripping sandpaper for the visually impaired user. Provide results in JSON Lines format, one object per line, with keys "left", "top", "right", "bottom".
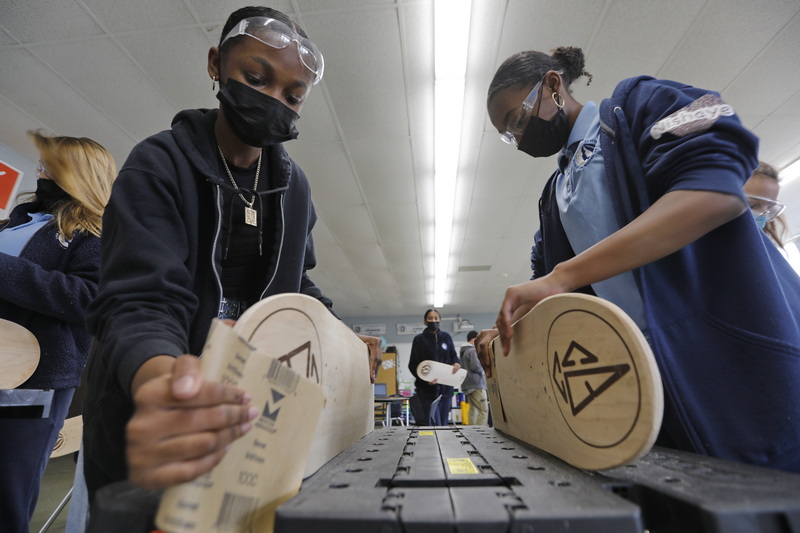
{"left": 156, "top": 294, "right": 373, "bottom": 533}
{"left": 486, "top": 293, "right": 663, "bottom": 471}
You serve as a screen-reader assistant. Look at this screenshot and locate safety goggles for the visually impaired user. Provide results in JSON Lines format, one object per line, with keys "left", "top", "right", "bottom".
{"left": 221, "top": 16, "right": 324, "bottom": 85}
{"left": 500, "top": 80, "right": 543, "bottom": 146}
{"left": 35, "top": 160, "right": 50, "bottom": 178}
{"left": 747, "top": 194, "right": 786, "bottom": 222}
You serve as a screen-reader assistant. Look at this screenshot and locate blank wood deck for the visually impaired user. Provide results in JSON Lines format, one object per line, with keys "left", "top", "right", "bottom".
{"left": 0, "top": 319, "right": 39, "bottom": 389}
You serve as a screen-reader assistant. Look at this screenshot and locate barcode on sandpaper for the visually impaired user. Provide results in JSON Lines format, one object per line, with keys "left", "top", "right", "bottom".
{"left": 214, "top": 492, "right": 258, "bottom": 530}
{"left": 267, "top": 358, "right": 299, "bottom": 393}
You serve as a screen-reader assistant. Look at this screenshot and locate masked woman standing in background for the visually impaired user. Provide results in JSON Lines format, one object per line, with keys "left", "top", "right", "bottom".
{"left": 0, "top": 131, "right": 115, "bottom": 532}
{"left": 408, "top": 309, "right": 461, "bottom": 425}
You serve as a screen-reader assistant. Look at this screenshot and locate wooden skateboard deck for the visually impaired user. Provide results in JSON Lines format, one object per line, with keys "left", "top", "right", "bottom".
{"left": 486, "top": 293, "right": 663, "bottom": 471}
{"left": 156, "top": 293, "right": 373, "bottom": 533}
{"left": 416, "top": 359, "right": 467, "bottom": 388}
{"left": 51, "top": 415, "right": 82, "bottom": 458}
{"left": 231, "top": 294, "right": 374, "bottom": 477}
{"left": 0, "top": 319, "right": 39, "bottom": 389}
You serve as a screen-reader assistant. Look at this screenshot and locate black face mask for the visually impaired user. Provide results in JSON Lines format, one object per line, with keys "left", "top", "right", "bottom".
{"left": 217, "top": 79, "right": 300, "bottom": 147}
{"left": 426, "top": 321, "right": 440, "bottom": 332}
{"left": 517, "top": 107, "right": 570, "bottom": 158}
{"left": 35, "top": 179, "right": 71, "bottom": 210}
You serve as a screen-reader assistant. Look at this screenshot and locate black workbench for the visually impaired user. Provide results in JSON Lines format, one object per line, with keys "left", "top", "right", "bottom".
{"left": 90, "top": 426, "right": 800, "bottom": 532}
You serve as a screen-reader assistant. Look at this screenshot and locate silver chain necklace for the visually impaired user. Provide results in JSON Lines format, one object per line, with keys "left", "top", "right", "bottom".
{"left": 217, "top": 145, "right": 262, "bottom": 226}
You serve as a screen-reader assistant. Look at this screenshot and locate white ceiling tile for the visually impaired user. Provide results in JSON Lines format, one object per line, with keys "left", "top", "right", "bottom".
{"left": 296, "top": 0, "right": 396, "bottom": 11}
{"left": 0, "top": 47, "right": 135, "bottom": 164}
{"left": 81, "top": 0, "right": 196, "bottom": 32}
{"left": 373, "top": 202, "right": 420, "bottom": 243}
{"left": 0, "top": 27, "right": 18, "bottom": 46}
{"left": 293, "top": 86, "right": 344, "bottom": 143}
{"left": 340, "top": 243, "right": 389, "bottom": 273}
{"left": 660, "top": 0, "right": 800, "bottom": 91}
{"left": 349, "top": 138, "right": 416, "bottom": 203}
{"left": 723, "top": 12, "right": 800, "bottom": 117}
{"left": 463, "top": 198, "right": 516, "bottom": 239}
{"left": 497, "top": 0, "right": 605, "bottom": 63}
{"left": 383, "top": 244, "right": 424, "bottom": 281}
{"left": 189, "top": 1, "right": 295, "bottom": 25}
{"left": 31, "top": 39, "right": 178, "bottom": 142}
{"left": 751, "top": 116, "right": 800, "bottom": 167}
{"left": 288, "top": 142, "right": 362, "bottom": 206}
{"left": 1, "top": 0, "right": 104, "bottom": 42}
{"left": 115, "top": 28, "right": 217, "bottom": 112}
{"left": 0, "top": 97, "right": 52, "bottom": 162}
{"left": 301, "top": 7, "right": 409, "bottom": 140}
{"left": 323, "top": 204, "right": 378, "bottom": 245}
{"left": 582, "top": 0, "right": 705, "bottom": 94}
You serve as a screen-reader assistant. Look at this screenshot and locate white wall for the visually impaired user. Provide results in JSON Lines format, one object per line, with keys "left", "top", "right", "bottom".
{"left": 781, "top": 178, "right": 800, "bottom": 243}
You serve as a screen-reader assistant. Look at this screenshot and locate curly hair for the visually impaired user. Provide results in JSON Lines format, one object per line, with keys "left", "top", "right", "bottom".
{"left": 487, "top": 46, "right": 593, "bottom": 105}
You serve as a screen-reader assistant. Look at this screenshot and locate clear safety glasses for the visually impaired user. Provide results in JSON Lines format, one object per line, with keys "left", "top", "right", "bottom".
{"left": 747, "top": 194, "right": 786, "bottom": 223}
{"left": 500, "top": 80, "right": 543, "bottom": 146}
{"left": 221, "top": 16, "right": 325, "bottom": 84}
{"left": 35, "top": 160, "right": 50, "bottom": 178}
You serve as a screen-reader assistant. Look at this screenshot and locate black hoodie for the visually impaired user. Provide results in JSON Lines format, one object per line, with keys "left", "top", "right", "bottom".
{"left": 82, "top": 108, "right": 333, "bottom": 496}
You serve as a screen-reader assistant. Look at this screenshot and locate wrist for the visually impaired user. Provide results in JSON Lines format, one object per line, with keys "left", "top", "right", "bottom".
{"left": 131, "top": 355, "right": 175, "bottom": 396}
{"left": 548, "top": 261, "right": 581, "bottom": 294}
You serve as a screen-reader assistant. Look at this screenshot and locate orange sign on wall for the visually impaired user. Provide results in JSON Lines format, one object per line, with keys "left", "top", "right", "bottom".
{"left": 0, "top": 161, "right": 23, "bottom": 211}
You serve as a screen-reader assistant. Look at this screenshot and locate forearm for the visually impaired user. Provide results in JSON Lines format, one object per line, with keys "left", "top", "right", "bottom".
{"left": 549, "top": 190, "right": 745, "bottom": 292}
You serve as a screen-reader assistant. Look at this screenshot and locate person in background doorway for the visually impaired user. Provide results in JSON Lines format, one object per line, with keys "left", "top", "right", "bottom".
{"left": 744, "top": 161, "right": 788, "bottom": 248}
{"left": 459, "top": 330, "right": 488, "bottom": 425}
{"left": 0, "top": 131, "right": 115, "bottom": 533}
{"left": 480, "top": 46, "right": 800, "bottom": 473}
{"left": 408, "top": 309, "right": 461, "bottom": 425}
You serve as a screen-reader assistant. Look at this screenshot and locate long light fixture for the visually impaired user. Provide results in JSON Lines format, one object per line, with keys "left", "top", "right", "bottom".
{"left": 781, "top": 157, "right": 800, "bottom": 187}
{"left": 433, "top": 0, "right": 472, "bottom": 308}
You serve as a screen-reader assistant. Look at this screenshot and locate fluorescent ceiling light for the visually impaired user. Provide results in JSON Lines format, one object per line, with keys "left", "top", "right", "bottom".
{"left": 433, "top": 0, "right": 471, "bottom": 308}
{"left": 781, "top": 157, "right": 800, "bottom": 186}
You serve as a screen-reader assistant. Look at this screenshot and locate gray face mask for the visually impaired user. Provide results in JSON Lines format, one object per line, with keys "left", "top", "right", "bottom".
{"left": 217, "top": 79, "right": 299, "bottom": 147}
{"left": 426, "top": 321, "right": 440, "bottom": 332}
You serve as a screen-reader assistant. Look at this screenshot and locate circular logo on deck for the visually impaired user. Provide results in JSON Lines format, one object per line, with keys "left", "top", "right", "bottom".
{"left": 419, "top": 363, "right": 432, "bottom": 377}
{"left": 546, "top": 309, "right": 641, "bottom": 448}
{"left": 245, "top": 308, "right": 323, "bottom": 385}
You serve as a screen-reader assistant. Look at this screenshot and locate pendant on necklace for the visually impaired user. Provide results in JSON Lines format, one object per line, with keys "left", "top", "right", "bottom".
{"left": 245, "top": 206, "right": 257, "bottom": 226}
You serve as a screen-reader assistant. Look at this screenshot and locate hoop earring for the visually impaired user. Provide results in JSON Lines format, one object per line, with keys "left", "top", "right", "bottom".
{"left": 211, "top": 76, "right": 217, "bottom": 91}
{"left": 552, "top": 91, "right": 565, "bottom": 109}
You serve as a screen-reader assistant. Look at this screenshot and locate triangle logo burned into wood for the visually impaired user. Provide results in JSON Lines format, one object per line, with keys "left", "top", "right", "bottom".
{"left": 553, "top": 340, "right": 631, "bottom": 416}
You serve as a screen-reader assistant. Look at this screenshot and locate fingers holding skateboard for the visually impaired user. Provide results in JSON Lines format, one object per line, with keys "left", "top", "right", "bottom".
{"left": 497, "top": 276, "right": 569, "bottom": 355}
{"left": 357, "top": 334, "right": 382, "bottom": 383}
{"left": 476, "top": 328, "right": 499, "bottom": 378}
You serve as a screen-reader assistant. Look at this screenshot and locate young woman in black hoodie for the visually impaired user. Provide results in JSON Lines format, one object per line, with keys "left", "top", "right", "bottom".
{"left": 82, "top": 5, "right": 379, "bottom": 501}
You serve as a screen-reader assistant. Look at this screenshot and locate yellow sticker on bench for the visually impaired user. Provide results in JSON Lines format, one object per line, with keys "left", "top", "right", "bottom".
{"left": 418, "top": 431, "right": 435, "bottom": 436}
{"left": 447, "top": 458, "right": 479, "bottom": 475}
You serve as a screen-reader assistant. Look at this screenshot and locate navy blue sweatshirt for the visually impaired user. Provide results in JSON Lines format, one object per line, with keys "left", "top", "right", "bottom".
{"left": 82, "top": 108, "right": 333, "bottom": 496}
{"left": 0, "top": 202, "right": 99, "bottom": 389}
